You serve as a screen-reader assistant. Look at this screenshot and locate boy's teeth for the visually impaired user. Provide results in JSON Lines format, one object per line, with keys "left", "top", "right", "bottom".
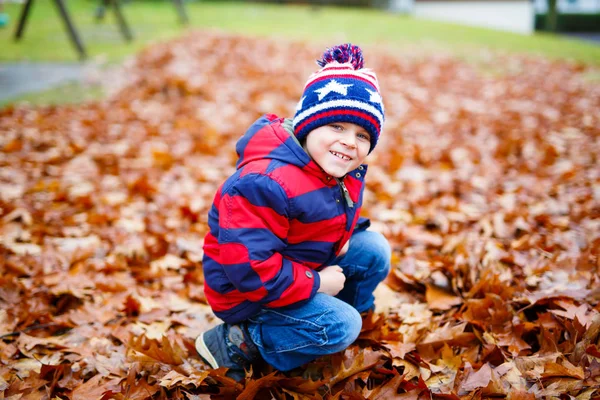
{"left": 331, "top": 151, "right": 350, "bottom": 161}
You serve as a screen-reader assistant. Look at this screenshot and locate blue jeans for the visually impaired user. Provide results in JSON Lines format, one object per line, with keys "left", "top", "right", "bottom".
{"left": 246, "top": 230, "right": 391, "bottom": 371}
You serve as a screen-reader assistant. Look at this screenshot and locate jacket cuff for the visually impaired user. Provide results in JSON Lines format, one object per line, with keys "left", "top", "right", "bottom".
{"left": 310, "top": 268, "right": 321, "bottom": 299}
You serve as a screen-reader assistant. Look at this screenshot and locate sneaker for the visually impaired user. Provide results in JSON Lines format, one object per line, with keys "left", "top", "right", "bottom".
{"left": 195, "top": 323, "right": 260, "bottom": 381}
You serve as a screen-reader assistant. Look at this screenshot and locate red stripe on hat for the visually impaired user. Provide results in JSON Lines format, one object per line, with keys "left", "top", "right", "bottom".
{"left": 305, "top": 74, "right": 378, "bottom": 90}
{"left": 296, "top": 109, "right": 380, "bottom": 134}
{"left": 320, "top": 65, "right": 356, "bottom": 71}
{"left": 362, "top": 71, "right": 377, "bottom": 79}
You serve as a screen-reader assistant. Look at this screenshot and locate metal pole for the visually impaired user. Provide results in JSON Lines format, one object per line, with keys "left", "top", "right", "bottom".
{"left": 14, "top": 0, "right": 34, "bottom": 40}
{"left": 110, "top": 0, "right": 133, "bottom": 41}
{"left": 172, "top": 0, "right": 189, "bottom": 25}
{"left": 53, "top": 0, "right": 87, "bottom": 60}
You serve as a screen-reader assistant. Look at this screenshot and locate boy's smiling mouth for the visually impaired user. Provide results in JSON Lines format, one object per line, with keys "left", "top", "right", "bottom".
{"left": 330, "top": 151, "right": 352, "bottom": 161}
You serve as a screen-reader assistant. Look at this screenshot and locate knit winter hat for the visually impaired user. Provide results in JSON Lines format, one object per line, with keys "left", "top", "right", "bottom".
{"left": 293, "top": 44, "right": 384, "bottom": 153}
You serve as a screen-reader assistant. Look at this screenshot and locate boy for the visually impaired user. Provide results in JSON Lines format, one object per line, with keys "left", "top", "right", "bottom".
{"left": 196, "top": 44, "right": 391, "bottom": 380}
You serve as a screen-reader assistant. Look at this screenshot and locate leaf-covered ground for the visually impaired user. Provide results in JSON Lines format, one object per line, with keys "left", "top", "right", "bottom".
{"left": 1, "top": 33, "right": 599, "bottom": 399}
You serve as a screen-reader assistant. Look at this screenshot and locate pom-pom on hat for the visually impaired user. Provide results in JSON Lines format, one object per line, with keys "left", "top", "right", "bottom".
{"left": 293, "top": 44, "right": 384, "bottom": 153}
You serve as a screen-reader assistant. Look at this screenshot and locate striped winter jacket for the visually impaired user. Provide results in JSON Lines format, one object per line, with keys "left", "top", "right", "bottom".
{"left": 202, "top": 114, "right": 370, "bottom": 323}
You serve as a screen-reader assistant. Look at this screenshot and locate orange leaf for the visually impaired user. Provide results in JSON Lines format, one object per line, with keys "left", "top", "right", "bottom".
{"left": 425, "top": 284, "right": 462, "bottom": 311}
{"left": 71, "top": 375, "right": 115, "bottom": 400}
{"left": 127, "top": 335, "right": 185, "bottom": 365}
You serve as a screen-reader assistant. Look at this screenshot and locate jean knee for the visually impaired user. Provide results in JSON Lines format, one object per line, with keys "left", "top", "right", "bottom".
{"left": 322, "top": 304, "right": 362, "bottom": 352}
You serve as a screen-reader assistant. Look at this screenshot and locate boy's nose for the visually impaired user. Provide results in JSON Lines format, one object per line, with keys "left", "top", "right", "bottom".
{"left": 340, "top": 134, "right": 357, "bottom": 148}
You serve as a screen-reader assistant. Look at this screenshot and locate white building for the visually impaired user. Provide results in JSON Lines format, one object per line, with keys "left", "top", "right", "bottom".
{"left": 388, "top": 0, "right": 600, "bottom": 35}
{"left": 533, "top": 0, "right": 600, "bottom": 13}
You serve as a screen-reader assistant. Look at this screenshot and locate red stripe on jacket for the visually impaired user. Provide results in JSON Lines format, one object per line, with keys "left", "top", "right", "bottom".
{"left": 271, "top": 164, "right": 336, "bottom": 197}
{"left": 204, "top": 283, "right": 267, "bottom": 310}
{"left": 288, "top": 214, "right": 346, "bottom": 244}
{"left": 219, "top": 193, "right": 288, "bottom": 239}
{"left": 265, "top": 262, "right": 317, "bottom": 308}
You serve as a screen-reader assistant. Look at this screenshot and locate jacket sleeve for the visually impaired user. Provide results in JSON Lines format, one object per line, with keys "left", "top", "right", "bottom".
{"left": 217, "top": 173, "right": 321, "bottom": 308}
{"left": 354, "top": 217, "right": 371, "bottom": 232}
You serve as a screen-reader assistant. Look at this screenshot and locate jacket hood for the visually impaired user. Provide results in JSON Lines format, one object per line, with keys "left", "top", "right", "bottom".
{"left": 235, "top": 114, "right": 312, "bottom": 171}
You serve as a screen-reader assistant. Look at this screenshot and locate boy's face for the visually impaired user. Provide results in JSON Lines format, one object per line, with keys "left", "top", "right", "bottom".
{"left": 303, "top": 122, "right": 371, "bottom": 178}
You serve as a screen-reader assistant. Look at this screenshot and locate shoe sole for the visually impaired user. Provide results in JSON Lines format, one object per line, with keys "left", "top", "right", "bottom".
{"left": 195, "top": 332, "right": 219, "bottom": 369}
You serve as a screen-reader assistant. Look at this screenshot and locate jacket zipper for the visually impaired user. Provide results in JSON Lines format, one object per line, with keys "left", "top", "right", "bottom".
{"left": 335, "top": 178, "right": 354, "bottom": 208}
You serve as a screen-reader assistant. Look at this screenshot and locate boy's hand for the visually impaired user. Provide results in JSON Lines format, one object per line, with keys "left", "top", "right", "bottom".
{"left": 317, "top": 266, "right": 346, "bottom": 296}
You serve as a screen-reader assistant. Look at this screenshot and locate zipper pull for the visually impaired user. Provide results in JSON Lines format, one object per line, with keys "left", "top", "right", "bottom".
{"left": 337, "top": 180, "right": 354, "bottom": 208}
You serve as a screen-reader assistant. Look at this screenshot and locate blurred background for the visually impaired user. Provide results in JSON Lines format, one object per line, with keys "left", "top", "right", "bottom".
{"left": 0, "top": 0, "right": 599, "bottom": 107}
{"left": 1, "top": 1, "right": 599, "bottom": 397}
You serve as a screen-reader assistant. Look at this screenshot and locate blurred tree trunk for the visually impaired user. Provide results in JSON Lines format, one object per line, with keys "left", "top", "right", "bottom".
{"left": 546, "top": 0, "right": 559, "bottom": 32}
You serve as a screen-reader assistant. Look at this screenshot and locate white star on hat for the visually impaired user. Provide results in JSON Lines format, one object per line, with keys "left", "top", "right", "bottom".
{"left": 296, "top": 96, "right": 305, "bottom": 111}
{"left": 365, "top": 88, "right": 382, "bottom": 105}
{"left": 314, "top": 80, "right": 353, "bottom": 101}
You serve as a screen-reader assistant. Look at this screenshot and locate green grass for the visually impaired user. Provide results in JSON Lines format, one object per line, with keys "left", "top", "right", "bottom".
{"left": 1, "top": 0, "right": 599, "bottom": 64}
{"left": 1, "top": 81, "right": 105, "bottom": 107}
{"left": 1, "top": 0, "right": 599, "bottom": 107}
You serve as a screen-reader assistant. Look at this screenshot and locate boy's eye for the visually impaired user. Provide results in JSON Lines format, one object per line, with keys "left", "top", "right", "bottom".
{"left": 357, "top": 133, "right": 370, "bottom": 141}
{"left": 330, "top": 124, "right": 343, "bottom": 131}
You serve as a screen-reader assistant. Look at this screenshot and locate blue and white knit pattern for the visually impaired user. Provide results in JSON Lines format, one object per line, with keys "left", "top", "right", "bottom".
{"left": 293, "top": 45, "right": 384, "bottom": 153}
